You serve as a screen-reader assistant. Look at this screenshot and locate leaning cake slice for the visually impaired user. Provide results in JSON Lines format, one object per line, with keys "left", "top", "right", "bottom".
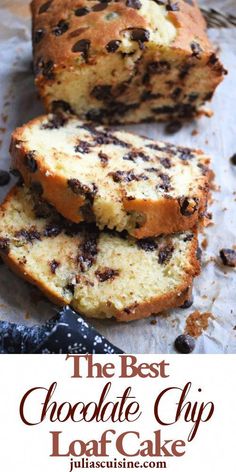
{"left": 10, "top": 114, "right": 210, "bottom": 238}
{"left": 0, "top": 186, "right": 200, "bottom": 322}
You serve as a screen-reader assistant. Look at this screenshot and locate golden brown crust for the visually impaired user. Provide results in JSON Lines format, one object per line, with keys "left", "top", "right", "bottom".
{"left": 10, "top": 115, "right": 210, "bottom": 238}
{"left": 31, "top": 0, "right": 214, "bottom": 70}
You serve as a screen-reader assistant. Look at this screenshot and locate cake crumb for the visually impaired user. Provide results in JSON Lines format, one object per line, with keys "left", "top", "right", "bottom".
{"left": 201, "top": 238, "right": 208, "bottom": 250}
{"left": 185, "top": 311, "right": 214, "bottom": 338}
{"left": 191, "top": 129, "right": 198, "bottom": 136}
{"left": 150, "top": 319, "right": 157, "bottom": 325}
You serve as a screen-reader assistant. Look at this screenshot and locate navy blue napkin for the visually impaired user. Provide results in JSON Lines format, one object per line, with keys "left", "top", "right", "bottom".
{"left": 0, "top": 306, "right": 124, "bottom": 354}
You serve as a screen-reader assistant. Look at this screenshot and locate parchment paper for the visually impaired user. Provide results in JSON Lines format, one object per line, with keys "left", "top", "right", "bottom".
{"left": 0, "top": 0, "right": 235, "bottom": 353}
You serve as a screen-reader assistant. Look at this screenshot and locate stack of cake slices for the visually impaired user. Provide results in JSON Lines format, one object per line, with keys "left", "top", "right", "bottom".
{"left": 0, "top": 114, "right": 211, "bottom": 322}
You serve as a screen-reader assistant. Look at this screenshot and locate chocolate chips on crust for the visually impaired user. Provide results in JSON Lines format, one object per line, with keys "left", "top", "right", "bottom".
{"left": 179, "top": 197, "right": 199, "bottom": 216}
{"left": 24, "top": 151, "right": 38, "bottom": 173}
{"left": 68, "top": 179, "right": 97, "bottom": 202}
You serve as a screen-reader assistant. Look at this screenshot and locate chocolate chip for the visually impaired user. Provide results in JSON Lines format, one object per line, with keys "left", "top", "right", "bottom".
{"left": 188, "top": 92, "right": 199, "bottom": 102}
{"left": 34, "top": 200, "right": 52, "bottom": 219}
{"left": 148, "top": 61, "right": 170, "bottom": 75}
{"left": 98, "top": 151, "right": 109, "bottom": 167}
{"left": 106, "top": 40, "right": 121, "bottom": 53}
{"left": 146, "top": 143, "right": 163, "bottom": 152}
{"left": 157, "top": 173, "right": 172, "bottom": 192}
{"left": 95, "top": 267, "right": 119, "bottom": 282}
{"left": 49, "top": 259, "right": 60, "bottom": 274}
{"left": 52, "top": 20, "right": 69, "bottom": 36}
{"left": 92, "top": 130, "right": 129, "bottom": 148}
{"left": 165, "top": 120, "right": 182, "bottom": 135}
{"left": 43, "top": 60, "right": 54, "bottom": 80}
{"left": 72, "top": 39, "right": 91, "bottom": 60}
{"left": 109, "top": 170, "right": 148, "bottom": 183}
{"left": 179, "top": 63, "right": 193, "bottom": 80}
{"left": 175, "top": 334, "right": 195, "bottom": 354}
{"left": 171, "top": 87, "right": 182, "bottom": 101}
{"left": 178, "top": 148, "right": 195, "bottom": 161}
{"left": 91, "top": 85, "right": 112, "bottom": 101}
{"left": 137, "top": 239, "right": 157, "bottom": 252}
{"left": 126, "top": 0, "right": 142, "bottom": 9}
{"left": 75, "top": 7, "right": 90, "bottom": 16}
{"left": 128, "top": 28, "right": 150, "bottom": 43}
{"left": 92, "top": 2, "right": 109, "bottom": 12}
{"left": 68, "top": 179, "right": 97, "bottom": 202}
{"left": 141, "top": 91, "right": 162, "bottom": 101}
{"left": 0, "top": 238, "right": 10, "bottom": 254}
{"left": 65, "top": 283, "right": 75, "bottom": 294}
{"left": 41, "top": 113, "right": 68, "bottom": 130}
{"left": 39, "top": 0, "right": 52, "bottom": 14}
{"left": 179, "top": 197, "right": 199, "bottom": 216}
{"left": 15, "top": 228, "right": 41, "bottom": 243}
{"left": 180, "top": 296, "right": 194, "bottom": 309}
{"left": 34, "top": 29, "right": 44, "bottom": 44}
{"left": 160, "top": 158, "right": 172, "bottom": 169}
{"left": 44, "top": 224, "right": 62, "bottom": 238}
{"left": 219, "top": 249, "right": 236, "bottom": 268}
{"left": 183, "top": 233, "right": 194, "bottom": 242}
{"left": 207, "top": 53, "right": 218, "bottom": 66}
{"left": 51, "top": 100, "right": 73, "bottom": 114}
{"left": 24, "top": 151, "right": 38, "bottom": 173}
{"left": 80, "top": 202, "right": 95, "bottom": 222}
{"left": 166, "top": 1, "right": 180, "bottom": 11}
{"left": 77, "top": 231, "right": 98, "bottom": 272}
{"left": 190, "top": 41, "right": 203, "bottom": 58}
{"left": 74, "top": 141, "right": 91, "bottom": 153}
{"left": 230, "top": 154, "right": 236, "bottom": 165}
{"left": 123, "top": 151, "right": 150, "bottom": 162}
{"left": 0, "top": 170, "right": 10, "bottom": 186}
{"left": 158, "top": 244, "right": 174, "bottom": 264}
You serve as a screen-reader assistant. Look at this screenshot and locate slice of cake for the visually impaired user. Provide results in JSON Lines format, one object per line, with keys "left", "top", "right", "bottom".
{"left": 0, "top": 186, "right": 200, "bottom": 322}
{"left": 10, "top": 114, "right": 210, "bottom": 238}
{"left": 31, "top": 0, "right": 226, "bottom": 124}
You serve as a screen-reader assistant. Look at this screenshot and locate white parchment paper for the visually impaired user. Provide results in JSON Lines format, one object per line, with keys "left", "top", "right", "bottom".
{"left": 0, "top": 0, "right": 235, "bottom": 353}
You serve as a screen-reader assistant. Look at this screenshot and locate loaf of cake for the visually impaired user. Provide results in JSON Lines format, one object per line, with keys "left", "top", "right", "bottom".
{"left": 10, "top": 114, "right": 210, "bottom": 238}
{"left": 0, "top": 186, "right": 200, "bottom": 321}
{"left": 31, "top": 0, "right": 226, "bottom": 124}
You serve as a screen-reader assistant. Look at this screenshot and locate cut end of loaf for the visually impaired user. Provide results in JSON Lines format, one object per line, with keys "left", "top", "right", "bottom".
{"left": 31, "top": 0, "right": 226, "bottom": 124}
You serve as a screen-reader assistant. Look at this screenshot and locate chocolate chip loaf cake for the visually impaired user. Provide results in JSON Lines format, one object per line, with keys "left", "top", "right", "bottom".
{"left": 0, "top": 186, "right": 200, "bottom": 321}
{"left": 31, "top": 0, "right": 226, "bottom": 124}
{"left": 10, "top": 114, "right": 210, "bottom": 238}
